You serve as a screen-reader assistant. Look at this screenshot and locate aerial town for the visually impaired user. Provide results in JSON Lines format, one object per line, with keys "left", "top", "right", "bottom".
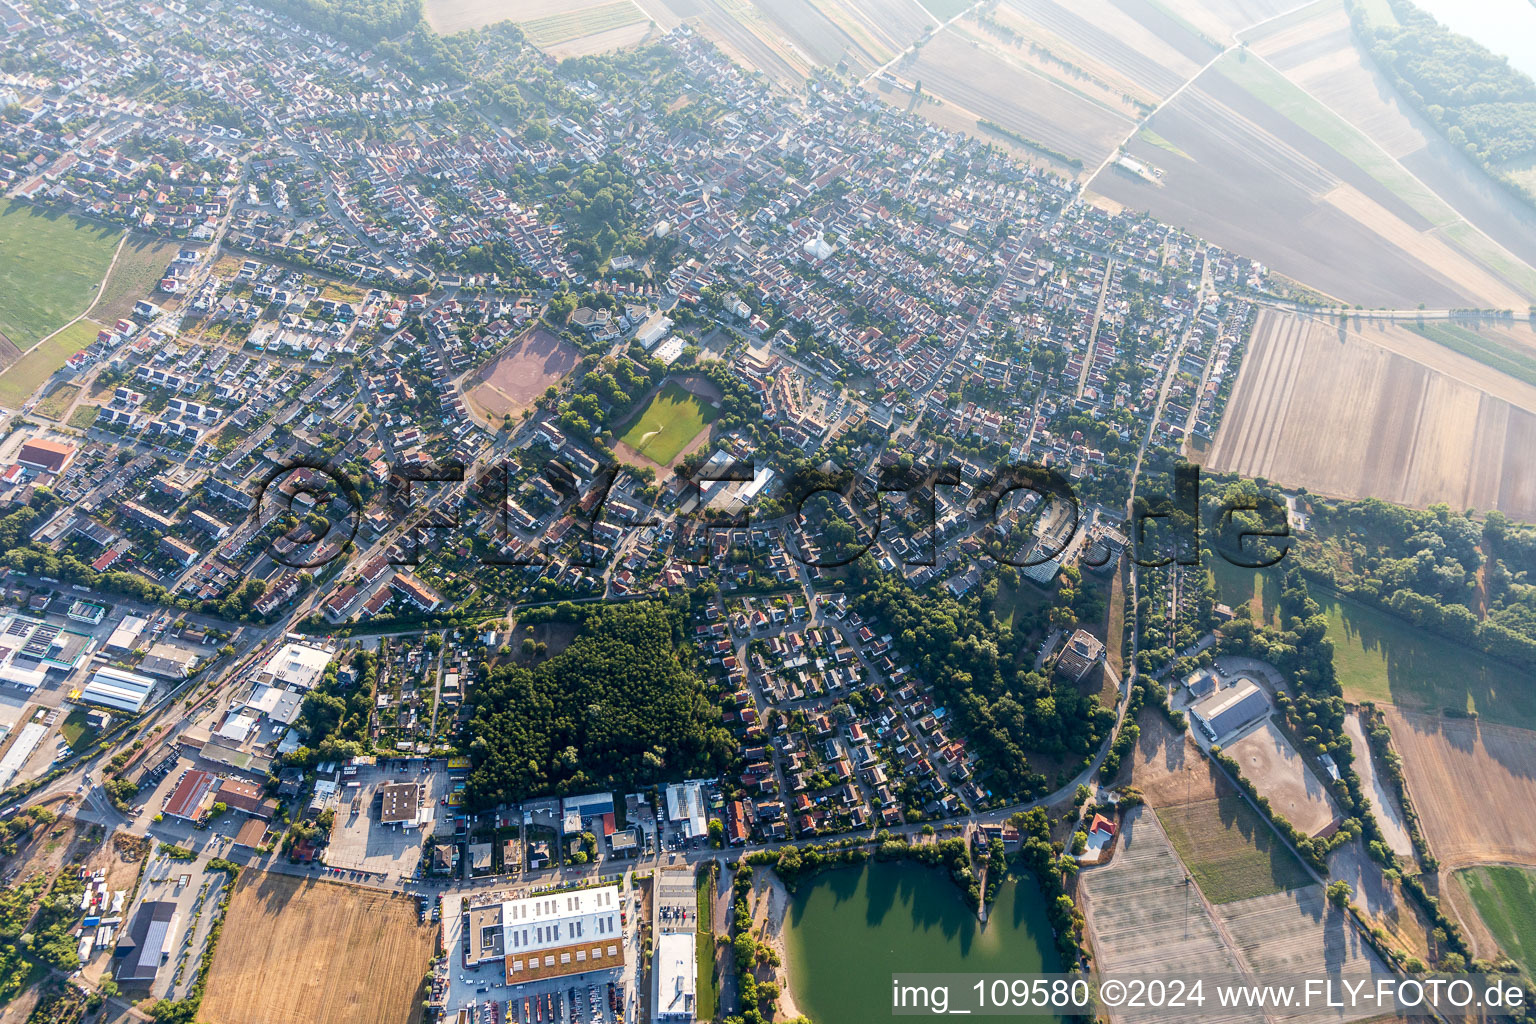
{"left": 1, "top": 0, "right": 1535, "bottom": 1023}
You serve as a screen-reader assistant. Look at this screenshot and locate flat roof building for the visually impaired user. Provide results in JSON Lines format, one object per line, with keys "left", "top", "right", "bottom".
{"left": 105, "top": 614, "right": 149, "bottom": 653}
{"left": 82, "top": 666, "right": 156, "bottom": 714}
{"left": 261, "top": 641, "right": 332, "bottom": 690}
{"left": 653, "top": 931, "right": 696, "bottom": 1022}
{"left": 490, "top": 885, "right": 626, "bottom": 985}
{"left": 139, "top": 642, "right": 200, "bottom": 680}
{"left": 379, "top": 781, "right": 422, "bottom": 827}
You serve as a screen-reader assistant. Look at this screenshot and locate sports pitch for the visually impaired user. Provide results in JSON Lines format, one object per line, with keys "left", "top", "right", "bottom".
{"left": 617, "top": 380, "right": 718, "bottom": 465}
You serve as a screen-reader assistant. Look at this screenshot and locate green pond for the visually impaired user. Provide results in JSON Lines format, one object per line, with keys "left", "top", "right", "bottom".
{"left": 783, "top": 862, "right": 1062, "bottom": 1024}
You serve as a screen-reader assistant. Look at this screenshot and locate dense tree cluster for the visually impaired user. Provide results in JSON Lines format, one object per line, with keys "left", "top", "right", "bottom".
{"left": 465, "top": 603, "right": 736, "bottom": 806}
{"left": 849, "top": 563, "right": 1114, "bottom": 803}
{"left": 1347, "top": 0, "right": 1536, "bottom": 202}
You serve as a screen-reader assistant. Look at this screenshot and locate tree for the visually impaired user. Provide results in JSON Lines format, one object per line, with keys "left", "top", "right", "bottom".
{"left": 1326, "top": 880, "right": 1352, "bottom": 909}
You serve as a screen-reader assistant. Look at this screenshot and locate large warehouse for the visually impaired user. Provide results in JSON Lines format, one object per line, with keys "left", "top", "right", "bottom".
{"left": 464, "top": 885, "right": 627, "bottom": 985}
{"left": 1192, "top": 679, "right": 1269, "bottom": 743}
{"left": 81, "top": 666, "right": 157, "bottom": 713}
{"left": 652, "top": 931, "right": 697, "bottom": 1022}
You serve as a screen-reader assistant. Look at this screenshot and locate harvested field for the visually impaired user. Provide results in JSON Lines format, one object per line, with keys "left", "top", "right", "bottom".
{"left": 999, "top": 0, "right": 1198, "bottom": 103}
{"left": 1328, "top": 840, "right": 1433, "bottom": 960}
{"left": 1342, "top": 712, "right": 1413, "bottom": 858}
{"left": 1224, "top": 719, "right": 1338, "bottom": 836}
{"left": 523, "top": 0, "right": 645, "bottom": 46}
{"left": 1204, "top": 308, "right": 1536, "bottom": 524}
{"left": 1157, "top": 792, "right": 1313, "bottom": 904}
{"left": 1381, "top": 708, "right": 1536, "bottom": 868}
{"left": 814, "top": 0, "right": 934, "bottom": 65}
{"left": 1091, "top": 46, "right": 1536, "bottom": 308}
{"left": 1216, "top": 885, "right": 1384, "bottom": 1020}
{"left": 900, "top": 29, "right": 1133, "bottom": 169}
{"left": 200, "top": 870, "right": 436, "bottom": 1024}
{"left": 1079, "top": 807, "right": 1263, "bottom": 1024}
{"left": 657, "top": 0, "right": 809, "bottom": 88}
{"left": 425, "top": 0, "right": 649, "bottom": 48}
{"left": 462, "top": 325, "right": 580, "bottom": 425}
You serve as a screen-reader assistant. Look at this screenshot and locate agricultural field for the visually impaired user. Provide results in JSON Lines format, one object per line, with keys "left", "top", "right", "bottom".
{"left": 200, "top": 871, "right": 436, "bottom": 1024}
{"left": 649, "top": 0, "right": 811, "bottom": 89}
{"left": 1079, "top": 808, "right": 1262, "bottom": 1024}
{"left": 1091, "top": 36, "right": 1536, "bottom": 309}
{"left": 1456, "top": 865, "right": 1536, "bottom": 976}
{"left": 616, "top": 378, "right": 720, "bottom": 466}
{"left": 0, "top": 202, "right": 121, "bottom": 353}
{"left": 1381, "top": 708, "right": 1536, "bottom": 868}
{"left": 1203, "top": 308, "right": 1536, "bottom": 525}
{"left": 423, "top": 0, "right": 648, "bottom": 49}
{"left": 1215, "top": 886, "right": 1384, "bottom": 1018}
{"left": 462, "top": 326, "right": 581, "bottom": 426}
{"left": 0, "top": 318, "right": 104, "bottom": 411}
{"left": 88, "top": 235, "right": 182, "bottom": 326}
{"left": 894, "top": 28, "right": 1133, "bottom": 170}
{"left": 1156, "top": 792, "right": 1313, "bottom": 904}
{"left": 1223, "top": 719, "right": 1338, "bottom": 837}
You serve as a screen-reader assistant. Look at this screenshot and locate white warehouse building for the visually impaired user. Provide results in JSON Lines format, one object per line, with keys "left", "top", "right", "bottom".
{"left": 81, "top": 666, "right": 157, "bottom": 714}
{"left": 652, "top": 931, "right": 697, "bottom": 1022}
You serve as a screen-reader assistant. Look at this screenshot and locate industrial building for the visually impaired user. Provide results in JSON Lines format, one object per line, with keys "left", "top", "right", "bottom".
{"left": 463, "top": 885, "right": 627, "bottom": 985}
{"left": 379, "top": 781, "right": 425, "bottom": 828}
{"left": 652, "top": 932, "right": 696, "bottom": 1022}
{"left": 138, "top": 642, "right": 200, "bottom": 680}
{"left": 114, "top": 901, "right": 179, "bottom": 983}
{"left": 260, "top": 640, "right": 333, "bottom": 690}
{"left": 0, "top": 612, "right": 96, "bottom": 690}
{"left": 1191, "top": 679, "right": 1269, "bottom": 743}
{"left": 81, "top": 666, "right": 157, "bottom": 714}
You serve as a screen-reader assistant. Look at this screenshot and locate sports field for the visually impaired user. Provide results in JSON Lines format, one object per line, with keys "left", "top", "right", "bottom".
{"left": 616, "top": 379, "right": 718, "bottom": 466}
{"left": 0, "top": 202, "right": 120, "bottom": 350}
{"left": 0, "top": 318, "right": 103, "bottom": 410}
{"left": 200, "top": 870, "right": 435, "bottom": 1024}
{"left": 1156, "top": 792, "right": 1312, "bottom": 904}
{"left": 1458, "top": 865, "right": 1536, "bottom": 976}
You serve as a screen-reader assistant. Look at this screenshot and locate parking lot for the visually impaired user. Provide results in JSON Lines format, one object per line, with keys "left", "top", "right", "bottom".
{"left": 322, "top": 761, "right": 452, "bottom": 878}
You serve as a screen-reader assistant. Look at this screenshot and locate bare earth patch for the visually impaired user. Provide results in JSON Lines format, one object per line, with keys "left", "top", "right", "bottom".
{"left": 1223, "top": 718, "right": 1339, "bottom": 837}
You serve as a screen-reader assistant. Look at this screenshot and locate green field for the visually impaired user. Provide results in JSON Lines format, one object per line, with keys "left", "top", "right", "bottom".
{"left": 0, "top": 318, "right": 102, "bottom": 410}
{"left": 1319, "top": 591, "right": 1536, "bottom": 730}
{"left": 0, "top": 202, "right": 121, "bottom": 348}
{"left": 1156, "top": 794, "right": 1312, "bottom": 904}
{"left": 58, "top": 708, "right": 99, "bottom": 751}
{"left": 523, "top": 0, "right": 642, "bottom": 45}
{"left": 1207, "top": 560, "right": 1282, "bottom": 627}
{"left": 89, "top": 234, "right": 180, "bottom": 324}
{"left": 1406, "top": 322, "right": 1536, "bottom": 389}
{"left": 1207, "top": 563, "right": 1536, "bottom": 731}
{"left": 617, "top": 380, "right": 717, "bottom": 465}
{"left": 1458, "top": 865, "right": 1536, "bottom": 977}
{"left": 697, "top": 872, "right": 718, "bottom": 1020}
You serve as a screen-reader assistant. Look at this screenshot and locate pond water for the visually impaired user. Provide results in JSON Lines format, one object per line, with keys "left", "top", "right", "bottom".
{"left": 782, "top": 861, "right": 1062, "bottom": 1024}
